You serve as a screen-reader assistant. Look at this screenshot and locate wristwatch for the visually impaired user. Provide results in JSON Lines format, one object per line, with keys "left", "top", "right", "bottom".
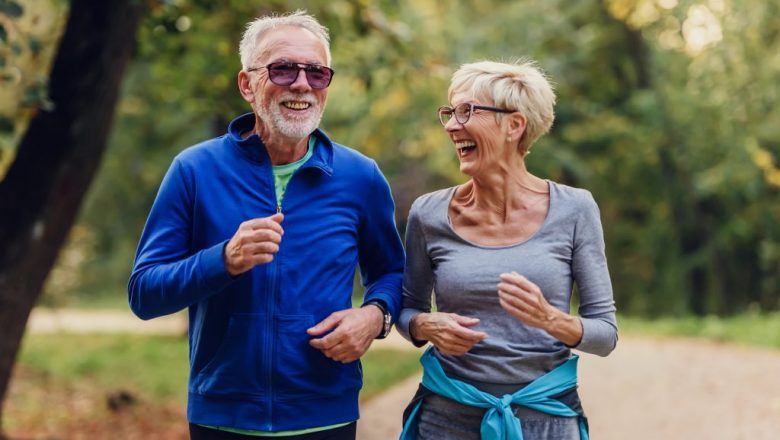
{"left": 363, "top": 300, "right": 392, "bottom": 339}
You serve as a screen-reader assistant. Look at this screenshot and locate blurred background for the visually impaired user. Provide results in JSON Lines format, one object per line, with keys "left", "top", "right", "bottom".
{"left": 2, "top": 0, "right": 780, "bottom": 439}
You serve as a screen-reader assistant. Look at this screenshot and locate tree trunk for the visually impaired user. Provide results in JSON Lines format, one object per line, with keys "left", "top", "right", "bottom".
{"left": 0, "top": 0, "right": 145, "bottom": 433}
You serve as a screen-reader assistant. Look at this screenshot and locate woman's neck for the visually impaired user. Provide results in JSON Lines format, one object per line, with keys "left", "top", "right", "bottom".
{"left": 459, "top": 164, "right": 548, "bottom": 222}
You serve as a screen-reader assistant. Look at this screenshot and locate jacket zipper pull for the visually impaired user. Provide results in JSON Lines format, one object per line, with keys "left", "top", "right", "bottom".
{"left": 276, "top": 204, "right": 282, "bottom": 214}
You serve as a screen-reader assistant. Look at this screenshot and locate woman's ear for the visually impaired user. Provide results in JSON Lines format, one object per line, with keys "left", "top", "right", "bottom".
{"left": 238, "top": 71, "right": 254, "bottom": 103}
{"left": 506, "top": 112, "right": 527, "bottom": 143}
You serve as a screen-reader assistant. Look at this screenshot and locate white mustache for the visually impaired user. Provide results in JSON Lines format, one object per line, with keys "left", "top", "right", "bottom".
{"left": 278, "top": 93, "right": 316, "bottom": 105}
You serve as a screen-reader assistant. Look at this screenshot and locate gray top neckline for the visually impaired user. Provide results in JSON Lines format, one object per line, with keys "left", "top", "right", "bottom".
{"left": 443, "top": 180, "right": 554, "bottom": 250}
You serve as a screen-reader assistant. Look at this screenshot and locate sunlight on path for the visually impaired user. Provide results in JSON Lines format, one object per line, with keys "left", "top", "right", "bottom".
{"left": 359, "top": 336, "right": 780, "bottom": 440}
{"left": 27, "top": 308, "right": 186, "bottom": 334}
{"left": 27, "top": 311, "right": 780, "bottom": 439}
{"left": 580, "top": 336, "right": 780, "bottom": 440}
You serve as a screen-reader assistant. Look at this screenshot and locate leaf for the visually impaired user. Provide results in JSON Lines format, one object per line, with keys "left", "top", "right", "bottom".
{"left": 0, "top": 116, "right": 14, "bottom": 133}
{"left": 28, "top": 37, "right": 42, "bottom": 56}
{"left": 0, "top": 0, "right": 24, "bottom": 18}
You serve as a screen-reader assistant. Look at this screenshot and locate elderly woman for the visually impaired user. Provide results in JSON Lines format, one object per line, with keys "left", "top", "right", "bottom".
{"left": 397, "top": 60, "right": 617, "bottom": 440}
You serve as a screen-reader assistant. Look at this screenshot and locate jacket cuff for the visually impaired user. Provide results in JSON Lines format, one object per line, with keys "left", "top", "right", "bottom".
{"left": 198, "top": 239, "right": 237, "bottom": 292}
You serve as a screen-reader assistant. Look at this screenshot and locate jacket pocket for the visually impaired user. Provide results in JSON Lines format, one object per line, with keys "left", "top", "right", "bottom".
{"left": 194, "top": 313, "right": 267, "bottom": 398}
{"left": 275, "top": 314, "right": 361, "bottom": 400}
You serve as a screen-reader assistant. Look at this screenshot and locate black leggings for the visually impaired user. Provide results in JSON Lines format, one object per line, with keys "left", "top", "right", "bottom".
{"left": 189, "top": 423, "right": 357, "bottom": 440}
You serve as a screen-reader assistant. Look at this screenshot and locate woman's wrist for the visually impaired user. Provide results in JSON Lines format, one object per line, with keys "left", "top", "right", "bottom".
{"left": 410, "top": 312, "right": 430, "bottom": 341}
{"left": 546, "top": 312, "right": 583, "bottom": 347}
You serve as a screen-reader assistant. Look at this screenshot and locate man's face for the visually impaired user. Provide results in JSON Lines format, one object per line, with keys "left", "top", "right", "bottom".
{"left": 247, "top": 26, "right": 329, "bottom": 140}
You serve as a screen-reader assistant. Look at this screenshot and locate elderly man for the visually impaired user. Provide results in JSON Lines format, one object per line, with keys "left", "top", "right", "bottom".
{"left": 129, "top": 11, "right": 404, "bottom": 440}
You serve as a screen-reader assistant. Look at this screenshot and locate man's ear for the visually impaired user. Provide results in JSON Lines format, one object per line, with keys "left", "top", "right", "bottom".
{"left": 238, "top": 70, "right": 254, "bottom": 103}
{"left": 506, "top": 112, "right": 527, "bottom": 143}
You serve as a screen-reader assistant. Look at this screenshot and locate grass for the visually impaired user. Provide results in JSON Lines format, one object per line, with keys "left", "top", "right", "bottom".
{"left": 361, "top": 347, "right": 421, "bottom": 400}
{"left": 15, "top": 332, "right": 421, "bottom": 402}
{"left": 7, "top": 332, "right": 421, "bottom": 437}
{"left": 10, "top": 311, "right": 779, "bottom": 437}
{"left": 619, "top": 311, "right": 780, "bottom": 350}
{"left": 17, "top": 333, "right": 190, "bottom": 401}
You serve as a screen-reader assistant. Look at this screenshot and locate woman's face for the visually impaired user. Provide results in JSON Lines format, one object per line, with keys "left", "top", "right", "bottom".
{"left": 445, "top": 89, "right": 512, "bottom": 178}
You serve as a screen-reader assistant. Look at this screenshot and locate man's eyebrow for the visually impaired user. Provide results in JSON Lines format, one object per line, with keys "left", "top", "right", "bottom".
{"left": 269, "top": 58, "right": 325, "bottom": 65}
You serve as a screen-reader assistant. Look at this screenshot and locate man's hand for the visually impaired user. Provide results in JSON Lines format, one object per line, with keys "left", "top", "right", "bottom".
{"left": 307, "top": 306, "right": 384, "bottom": 363}
{"left": 224, "top": 213, "right": 284, "bottom": 276}
{"left": 410, "top": 312, "right": 487, "bottom": 356}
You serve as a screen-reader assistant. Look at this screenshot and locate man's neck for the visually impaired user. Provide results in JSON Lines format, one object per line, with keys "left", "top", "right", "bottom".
{"left": 242, "top": 125, "right": 311, "bottom": 166}
{"left": 264, "top": 135, "right": 309, "bottom": 165}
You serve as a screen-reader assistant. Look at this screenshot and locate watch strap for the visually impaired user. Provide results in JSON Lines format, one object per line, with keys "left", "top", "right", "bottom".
{"left": 363, "top": 300, "right": 392, "bottom": 339}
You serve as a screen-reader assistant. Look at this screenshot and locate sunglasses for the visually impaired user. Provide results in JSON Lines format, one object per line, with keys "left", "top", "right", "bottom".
{"left": 438, "top": 103, "right": 516, "bottom": 126}
{"left": 247, "top": 62, "right": 335, "bottom": 89}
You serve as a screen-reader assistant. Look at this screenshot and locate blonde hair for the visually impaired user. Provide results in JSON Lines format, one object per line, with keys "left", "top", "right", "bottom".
{"left": 448, "top": 59, "right": 556, "bottom": 153}
{"left": 239, "top": 10, "right": 331, "bottom": 70}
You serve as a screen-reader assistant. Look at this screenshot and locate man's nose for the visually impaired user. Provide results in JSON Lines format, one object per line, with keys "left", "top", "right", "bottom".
{"left": 289, "top": 69, "right": 312, "bottom": 92}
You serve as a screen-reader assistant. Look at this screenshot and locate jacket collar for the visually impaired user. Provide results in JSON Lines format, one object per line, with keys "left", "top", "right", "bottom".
{"left": 227, "top": 112, "right": 334, "bottom": 176}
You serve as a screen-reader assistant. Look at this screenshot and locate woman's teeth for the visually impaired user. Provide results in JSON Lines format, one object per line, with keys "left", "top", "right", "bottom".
{"left": 456, "top": 140, "right": 477, "bottom": 153}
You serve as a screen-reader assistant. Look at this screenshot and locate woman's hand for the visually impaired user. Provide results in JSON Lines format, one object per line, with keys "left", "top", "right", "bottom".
{"left": 410, "top": 312, "right": 488, "bottom": 356}
{"left": 497, "top": 271, "right": 583, "bottom": 347}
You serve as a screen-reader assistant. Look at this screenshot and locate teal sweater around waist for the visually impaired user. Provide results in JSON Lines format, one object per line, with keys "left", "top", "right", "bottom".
{"left": 400, "top": 348, "right": 588, "bottom": 440}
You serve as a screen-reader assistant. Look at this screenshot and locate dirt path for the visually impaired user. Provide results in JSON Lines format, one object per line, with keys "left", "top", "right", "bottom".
{"left": 27, "top": 308, "right": 188, "bottom": 334}
{"left": 27, "top": 310, "right": 780, "bottom": 439}
{"left": 359, "top": 336, "right": 780, "bottom": 440}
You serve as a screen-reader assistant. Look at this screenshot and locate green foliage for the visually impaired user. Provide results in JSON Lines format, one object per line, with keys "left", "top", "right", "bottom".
{"left": 18, "top": 333, "right": 189, "bottom": 401}
{"left": 4, "top": 0, "right": 780, "bottom": 316}
{"left": 17, "top": 332, "right": 421, "bottom": 402}
{"left": 0, "top": 0, "right": 23, "bottom": 18}
{"left": 619, "top": 311, "right": 780, "bottom": 350}
{"left": 361, "top": 348, "right": 422, "bottom": 400}
{"left": 0, "top": 0, "right": 66, "bottom": 172}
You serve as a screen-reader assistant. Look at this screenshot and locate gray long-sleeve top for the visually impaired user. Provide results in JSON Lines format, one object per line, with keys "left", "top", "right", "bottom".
{"left": 397, "top": 182, "right": 617, "bottom": 388}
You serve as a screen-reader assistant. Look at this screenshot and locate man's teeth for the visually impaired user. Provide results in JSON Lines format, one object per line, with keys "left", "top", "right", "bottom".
{"left": 283, "top": 101, "right": 310, "bottom": 110}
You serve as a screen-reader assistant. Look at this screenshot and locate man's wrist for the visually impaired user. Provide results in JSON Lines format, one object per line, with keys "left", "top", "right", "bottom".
{"left": 362, "top": 300, "right": 391, "bottom": 339}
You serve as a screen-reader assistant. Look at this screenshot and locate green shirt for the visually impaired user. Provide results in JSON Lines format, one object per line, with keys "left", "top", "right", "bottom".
{"left": 272, "top": 136, "right": 315, "bottom": 209}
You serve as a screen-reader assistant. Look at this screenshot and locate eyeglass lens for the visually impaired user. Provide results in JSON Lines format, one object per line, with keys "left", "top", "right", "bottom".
{"left": 438, "top": 103, "right": 473, "bottom": 126}
{"left": 267, "top": 62, "right": 333, "bottom": 89}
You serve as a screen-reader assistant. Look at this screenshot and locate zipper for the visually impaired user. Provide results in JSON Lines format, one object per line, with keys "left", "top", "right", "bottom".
{"left": 265, "top": 143, "right": 313, "bottom": 427}
{"left": 265, "top": 258, "right": 277, "bottom": 429}
{"left": 266, "top": 168, "right": 281, "bottom": 429}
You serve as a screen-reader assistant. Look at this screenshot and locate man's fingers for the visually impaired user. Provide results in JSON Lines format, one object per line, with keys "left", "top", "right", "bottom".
{"left": 268, "top": 212, "right": 284, "bottom": 224}
{"left": 249, "top": 229, "right": 282, "bottom": 244}
{"left": 243, "top": 241, "right": 279, "bottom": 255}
{"left": 309, "top": 336, "right": 337, "bottom": 351}
{"left": 307, "top": 313, "right": 342, "bottom": 336}
{"left": 243, "top": 215, "right": 284, "bottom": 235}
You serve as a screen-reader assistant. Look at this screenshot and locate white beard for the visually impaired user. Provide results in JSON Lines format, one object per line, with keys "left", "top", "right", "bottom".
{"left": 259, "top": 92, "right": 324, "bottom": 139}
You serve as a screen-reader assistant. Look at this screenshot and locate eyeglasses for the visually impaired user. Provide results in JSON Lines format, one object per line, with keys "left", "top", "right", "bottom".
{"left": 438, "top": 103, "right": 516, "bottom": 126}
{"left": 247, "top": 62, "right": 335, "bottom": 89}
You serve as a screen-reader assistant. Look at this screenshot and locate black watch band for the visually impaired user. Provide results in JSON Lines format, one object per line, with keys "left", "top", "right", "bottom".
{"left": 363, "top": 300, "right": 392, "bottom": 339}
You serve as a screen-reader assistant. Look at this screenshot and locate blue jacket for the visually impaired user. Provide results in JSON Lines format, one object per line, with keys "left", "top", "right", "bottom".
{"left": 128, "top": 113, "right": 405, "bottom": 431}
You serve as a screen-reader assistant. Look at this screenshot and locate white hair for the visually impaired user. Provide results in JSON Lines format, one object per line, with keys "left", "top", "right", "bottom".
{"left": 239, "top": 10, "right": 331, "bottom": 70}
{"left": 449, "top": 59, "right": 556, "bottom": 153}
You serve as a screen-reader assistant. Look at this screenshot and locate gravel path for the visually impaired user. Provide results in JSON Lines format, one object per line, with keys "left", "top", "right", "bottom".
{"left": 359, "top": 335, "right": 780, "bottom": 440}
{"left": 27, "top": 310, "right": 780, "bottom": 439}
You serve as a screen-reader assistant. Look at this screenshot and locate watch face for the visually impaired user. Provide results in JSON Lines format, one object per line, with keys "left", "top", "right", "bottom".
{"left": 382, "top": 314, "right": 392, "bottom": 336}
